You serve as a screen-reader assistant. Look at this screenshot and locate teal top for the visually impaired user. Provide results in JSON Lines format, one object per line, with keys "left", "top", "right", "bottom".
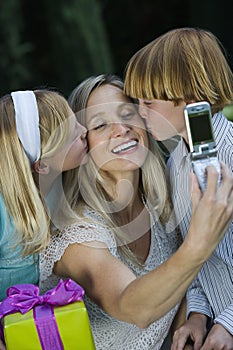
{"left": 0, "top": 194, "right": 39, "bottom": 301}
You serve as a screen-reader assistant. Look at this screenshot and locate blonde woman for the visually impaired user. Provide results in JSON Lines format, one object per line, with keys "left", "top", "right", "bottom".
{"left": 40, "top": 75, "right": 233, "bottom": 350}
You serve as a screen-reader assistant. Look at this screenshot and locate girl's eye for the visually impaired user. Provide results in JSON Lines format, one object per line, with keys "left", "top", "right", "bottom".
{"left": 143, "top": 101, "right": 152, "bottom": 106}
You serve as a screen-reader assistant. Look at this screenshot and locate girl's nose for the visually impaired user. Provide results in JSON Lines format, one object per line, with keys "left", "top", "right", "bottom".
{"left": 80, "top": 124, "right": 87, "bottom": 139}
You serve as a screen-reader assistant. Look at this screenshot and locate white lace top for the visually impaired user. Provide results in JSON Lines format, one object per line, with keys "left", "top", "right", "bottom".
{"left": 40, "top": 206, "right": 180, "bottom": 350}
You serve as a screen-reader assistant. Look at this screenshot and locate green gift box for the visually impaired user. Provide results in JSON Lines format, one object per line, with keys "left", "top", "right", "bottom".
{"left": 0, "top": 279, "right": 96, "bottom": 350}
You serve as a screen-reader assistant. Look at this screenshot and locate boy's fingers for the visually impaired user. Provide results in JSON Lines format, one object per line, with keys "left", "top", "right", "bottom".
{"left": 190, "top": 172, "right": 202, "bottom": 209}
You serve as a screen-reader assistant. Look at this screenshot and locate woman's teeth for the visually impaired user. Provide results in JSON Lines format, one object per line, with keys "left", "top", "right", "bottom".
{"left": 112, "top": 140, "right": 137, "bottom": 154}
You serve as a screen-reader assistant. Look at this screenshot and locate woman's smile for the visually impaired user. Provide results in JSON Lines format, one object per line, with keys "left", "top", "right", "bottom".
{"left": 111, "top": 139, "right": 138, "bottom": 154}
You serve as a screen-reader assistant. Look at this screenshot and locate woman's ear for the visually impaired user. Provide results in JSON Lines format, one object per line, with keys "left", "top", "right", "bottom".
{"left": 33, "top": 160, "right": 50, "bottom": 174}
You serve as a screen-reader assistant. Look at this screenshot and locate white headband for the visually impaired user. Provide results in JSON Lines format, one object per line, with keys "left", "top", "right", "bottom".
{"left": 11, "top": 90, "right": 41, "bottom": 163}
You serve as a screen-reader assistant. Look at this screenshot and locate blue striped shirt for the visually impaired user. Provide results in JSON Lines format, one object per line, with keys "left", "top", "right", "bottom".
{"left": 167, "top": 112, "right": 233, "bottom": 334}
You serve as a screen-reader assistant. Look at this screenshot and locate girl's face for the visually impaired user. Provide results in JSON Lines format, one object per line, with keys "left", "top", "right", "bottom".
{"left": 46, "top": 112, "right": 88, "bottom": 173}
{"left": 61, "top": 113, "right": 88, "bottom": 171}
{"left": 86, "top": 84, "right": 148, "bottom": 174}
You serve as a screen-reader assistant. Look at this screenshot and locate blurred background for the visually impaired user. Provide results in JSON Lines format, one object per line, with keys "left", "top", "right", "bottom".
{"left": 0, "top": 0, "right": 233, "bottom": 109}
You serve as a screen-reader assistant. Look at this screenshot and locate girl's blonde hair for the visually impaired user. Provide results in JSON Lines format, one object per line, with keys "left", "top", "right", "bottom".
{"left": 68, "top": 74, "right": 173, "bottom": 262}
{"left": 0, "top": 89, "right": 74, "bottom": 255}
{"left": 124, "top": 27, "right": 233, "bottom": 114}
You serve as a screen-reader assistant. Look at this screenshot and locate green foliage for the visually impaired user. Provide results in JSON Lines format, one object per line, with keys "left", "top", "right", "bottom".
{"left": 0, "top": 0, "right": 33, "bottom": 94}
{"left": 223, "top": 104, "right": 233, "bottom": 121}
{"left": 0, "top": 0, "right": 232, "bottom": 98}
{"left": 42, "top": 0, "right": 114, "bottom": 96}
{"left": 0, "top": 0, "right": 114, "bottom": 97}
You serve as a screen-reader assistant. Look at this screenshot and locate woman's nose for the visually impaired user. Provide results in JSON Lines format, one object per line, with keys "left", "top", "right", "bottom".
{"left": 111, "top": 122, "right": 130, "bottom": 137}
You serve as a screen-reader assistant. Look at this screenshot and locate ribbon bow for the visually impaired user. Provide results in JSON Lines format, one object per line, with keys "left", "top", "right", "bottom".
{"left": 0, "top": 278, "right": 84, "bottom": 317}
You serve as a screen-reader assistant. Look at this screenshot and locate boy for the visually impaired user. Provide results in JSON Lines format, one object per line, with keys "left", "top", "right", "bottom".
{"left": 124, "top": 27, "right": 233, "bottom": 349}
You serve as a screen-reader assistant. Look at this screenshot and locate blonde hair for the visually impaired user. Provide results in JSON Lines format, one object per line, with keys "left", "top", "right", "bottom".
{"left": 68, "top": 74, "right": 173, "bottom": 261}
{"left": 0, "top": 90, "right": 74, "bottom": 255}
{"left": 124, "top": 27, "right": 233, "bottom": 114}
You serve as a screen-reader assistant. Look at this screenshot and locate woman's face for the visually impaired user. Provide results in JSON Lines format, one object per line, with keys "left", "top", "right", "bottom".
{"left": 86, "top": 84, "right": 148, "bottom": 174}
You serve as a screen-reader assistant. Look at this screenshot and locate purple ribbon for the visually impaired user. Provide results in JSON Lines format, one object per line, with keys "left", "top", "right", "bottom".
{"left": 0, "top": 279, "right": 84, "bottom": 350}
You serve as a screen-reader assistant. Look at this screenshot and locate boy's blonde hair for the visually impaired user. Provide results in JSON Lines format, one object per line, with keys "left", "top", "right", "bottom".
{"left": 124, "top": 27, "right": 233, "bottom": 114}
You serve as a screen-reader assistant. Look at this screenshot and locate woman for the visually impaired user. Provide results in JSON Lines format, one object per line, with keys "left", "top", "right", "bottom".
{"left": 40, "top": 75, "right": 233, "bottom": 350}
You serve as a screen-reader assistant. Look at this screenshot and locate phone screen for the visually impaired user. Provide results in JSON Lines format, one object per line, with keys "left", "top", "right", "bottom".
{"left": 189, "top": 112, "right": 214, "bottom": 145}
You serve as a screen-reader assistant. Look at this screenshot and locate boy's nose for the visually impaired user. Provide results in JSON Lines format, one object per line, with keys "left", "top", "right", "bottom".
{"left": 138, "top": 103, "right": 148, "bottom": 119}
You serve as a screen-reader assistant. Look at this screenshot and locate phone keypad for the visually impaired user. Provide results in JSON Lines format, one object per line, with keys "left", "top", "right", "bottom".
{"left": 192, "top": 157, "right": 221, "bottom": 192}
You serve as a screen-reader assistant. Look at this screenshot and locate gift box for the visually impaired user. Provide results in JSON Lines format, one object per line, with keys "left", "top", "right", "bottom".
{"left": 0, "top": 279, "right": 96, "bottom": 350}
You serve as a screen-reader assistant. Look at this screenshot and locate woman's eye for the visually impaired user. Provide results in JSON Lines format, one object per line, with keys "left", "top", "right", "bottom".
{"left": 93, "top": 123, "right": 106, "bottom": 130}
{"left": 121, "top": 111, "right": 136, "bottom": 120}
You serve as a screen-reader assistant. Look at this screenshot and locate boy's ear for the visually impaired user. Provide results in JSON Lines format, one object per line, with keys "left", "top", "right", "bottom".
{"left": 33, "top": 160, "right": 50, "bottom": 174}
{"left": 185, "top": 99, "right": 195, "bottom": 105}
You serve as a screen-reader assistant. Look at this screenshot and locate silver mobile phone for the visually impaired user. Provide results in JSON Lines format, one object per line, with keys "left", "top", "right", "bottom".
{"left": 184, "top": 101, "right": 221, "bottom": 192}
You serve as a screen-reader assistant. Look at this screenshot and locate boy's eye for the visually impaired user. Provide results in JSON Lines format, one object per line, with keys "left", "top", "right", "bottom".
{"left": 143, "top": 101, "right": 152, "bottom": 106}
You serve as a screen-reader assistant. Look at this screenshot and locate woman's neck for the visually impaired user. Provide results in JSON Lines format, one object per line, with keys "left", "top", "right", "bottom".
{"left": 104, "top": 170, "right": 140, "bottom": 213}
{"left": 100, "top": 170, "right": 151, "bottom": 262}
{"left": 107, "top": 172, "right": 149, "bottom": 236}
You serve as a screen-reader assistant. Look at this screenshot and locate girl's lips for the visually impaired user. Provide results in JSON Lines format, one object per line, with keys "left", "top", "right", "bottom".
{"left": 83, "top": 140, "right": 88, "bottom": 150}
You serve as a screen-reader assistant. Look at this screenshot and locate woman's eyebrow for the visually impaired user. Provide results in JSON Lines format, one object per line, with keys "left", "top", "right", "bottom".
{"left": 86, "top": 112, "right": 105, "bottom": 127}
{"left": 118, "top": 102, "right": 136, "bottom": 111}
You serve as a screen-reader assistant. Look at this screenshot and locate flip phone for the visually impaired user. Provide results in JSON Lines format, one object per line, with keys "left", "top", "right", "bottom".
{"left": 184, "top": 101, "right": 221, "bottom": 191}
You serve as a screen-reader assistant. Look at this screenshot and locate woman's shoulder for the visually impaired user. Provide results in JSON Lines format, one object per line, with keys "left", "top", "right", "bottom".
{"left": 52, "top": 206, "right": 115, "bottom": 246}
{"left": 41, "top": 205, "right": 116, "bottom": 260}
{"left": 40, "top": 205, "right": 116, "bottom": 282}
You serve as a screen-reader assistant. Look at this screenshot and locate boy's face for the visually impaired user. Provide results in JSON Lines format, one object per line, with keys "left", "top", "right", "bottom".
{"left": 138, "top": 99, "right": 188, "bottom": 142}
